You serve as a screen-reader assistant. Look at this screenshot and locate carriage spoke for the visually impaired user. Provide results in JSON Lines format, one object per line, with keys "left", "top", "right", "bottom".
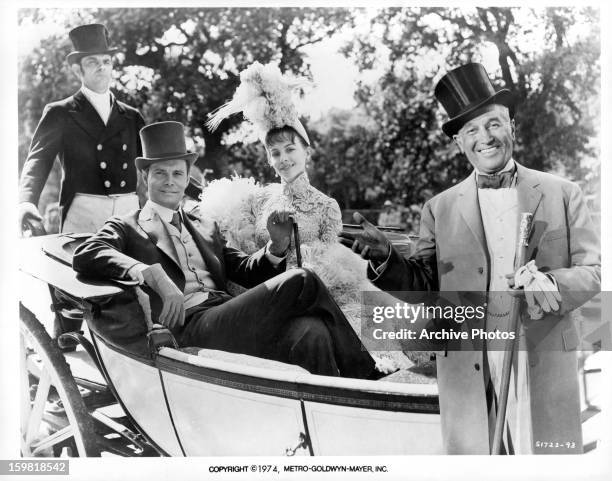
{"left": 30, "top": 426, "right": 74, "bottom": 456}
{"left": 25, "top": 370, "right": 52, "bottom": 445}
{"left": 20, "top": 303, "right": 101, "bottom": 457}
{"left": 20, "top": 335, "right": 33, "bottom": 435}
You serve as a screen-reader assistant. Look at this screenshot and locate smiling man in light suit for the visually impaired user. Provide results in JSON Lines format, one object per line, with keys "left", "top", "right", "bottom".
{"left": 73, "top": 121, "right": 380, "bottom": 380}
{"left": 340, "top": 63, "right": 600, "bottom": 454}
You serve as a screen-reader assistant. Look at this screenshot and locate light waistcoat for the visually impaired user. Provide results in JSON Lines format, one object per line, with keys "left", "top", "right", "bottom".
{"left": 477, "top": 160, "right": 533, "bottom": 453}
{"left": 146, "top": 201, "right": 219, "bottom": 309}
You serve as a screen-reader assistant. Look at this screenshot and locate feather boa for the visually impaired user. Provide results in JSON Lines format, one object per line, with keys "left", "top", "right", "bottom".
{"left": 200, "top": 176, "right": 429, "bottom": 372}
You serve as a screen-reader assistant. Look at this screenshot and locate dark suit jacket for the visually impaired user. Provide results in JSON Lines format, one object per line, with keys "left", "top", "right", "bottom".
{"left": 19, "top": 90, "right": 145, "bottom": 225}
{"left": 72, "top": 204, "right": 284, "bottom": 346}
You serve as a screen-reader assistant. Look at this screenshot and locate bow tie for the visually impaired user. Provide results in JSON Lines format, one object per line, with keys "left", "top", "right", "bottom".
{"left": 477, "top": 170, "right": 515, "bottom": 189}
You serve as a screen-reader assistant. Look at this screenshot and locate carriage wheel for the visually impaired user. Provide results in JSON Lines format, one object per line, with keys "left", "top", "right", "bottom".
{"left": 20, "top": 303, "right": 100, "bottom": 457}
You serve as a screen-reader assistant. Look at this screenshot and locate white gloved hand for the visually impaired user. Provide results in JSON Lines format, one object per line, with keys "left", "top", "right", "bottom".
{"left": 514, "top": 260, "right": 562, "bottom": 318}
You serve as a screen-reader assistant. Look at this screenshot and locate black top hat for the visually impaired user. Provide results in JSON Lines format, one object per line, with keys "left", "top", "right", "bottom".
{"left": 135, "top": 122, "right": 198, "bottom": 170}
{"left": 66, "top": 24, "right": 119, "bottom": 64}
{"left": 434, "top": 63, "right": 516, "bottom": 138}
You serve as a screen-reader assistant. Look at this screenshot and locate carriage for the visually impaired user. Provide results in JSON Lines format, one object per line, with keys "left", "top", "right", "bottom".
{"left": 18, "top": 216, "right": 604, "bottom": 457}
{"left": 18, "top": 225, "right": 444, "bottom": 457}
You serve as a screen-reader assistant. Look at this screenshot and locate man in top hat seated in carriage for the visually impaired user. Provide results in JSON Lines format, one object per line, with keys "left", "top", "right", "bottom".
{"left": 72, "top": 121, "right": 383, "bottom": 380}
{"left": 340, "top": 63, "right": 600, "bottom": 454}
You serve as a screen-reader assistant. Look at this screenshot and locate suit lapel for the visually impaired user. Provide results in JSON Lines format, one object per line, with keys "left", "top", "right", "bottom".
{"left": 183, "top": 212, "right": 226, "bottom": 289}
{"left": 137, "top": 204, "right": 181, "bottom": 269}
{"left": 67, "top": 91, "right": 106, "bottom": 140}
{"left": 99, "top": 100, "right": 128, "bottom": 143}
{"left": 457, "top": 174, "right": 488, "bottom": 259}
{"left": 515, "top": 163, "right": 543, "bottom": 261}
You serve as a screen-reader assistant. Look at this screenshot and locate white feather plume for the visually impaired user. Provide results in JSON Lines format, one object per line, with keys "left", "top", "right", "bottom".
{"left": 206, "top": 61, "right": 306, "bottom": 138}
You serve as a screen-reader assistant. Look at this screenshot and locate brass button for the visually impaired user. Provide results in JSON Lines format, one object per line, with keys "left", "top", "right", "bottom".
{"left": 122, "top": 162, "right": 128, "bottom": 170}
{"left": 120, "top": 180, "right": 126, "bottom": 187}
{"left": 104, "top": 180, "right": 111, "bottom": 188}
{"left": 474, "top": 363, "right": 480, "bottom": 371}
{"left": 100, "top": 161, "right": 107, "bottom": 170}
{"left": 97, "top": 144, "right": 103, "bottom": 151}
{"left": 122, "top": 144, "right": 127, "bottom": 151}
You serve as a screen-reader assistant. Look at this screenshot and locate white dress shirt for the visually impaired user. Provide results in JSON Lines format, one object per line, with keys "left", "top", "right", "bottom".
{"left": 81, "top": 85, "right": 113, "bottom": 125}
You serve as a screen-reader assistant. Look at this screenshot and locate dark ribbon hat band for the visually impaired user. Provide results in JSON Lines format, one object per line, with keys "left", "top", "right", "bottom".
{"left": 435, "top": 63, "right": 516, "bottom": 138}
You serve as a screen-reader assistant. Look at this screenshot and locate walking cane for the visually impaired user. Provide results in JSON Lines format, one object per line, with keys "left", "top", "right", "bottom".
{"left": 491, "top": 212, "right": 533, "bottom": 454}
{"left": 292, "top": 219, "right": 302, "bottom": 268}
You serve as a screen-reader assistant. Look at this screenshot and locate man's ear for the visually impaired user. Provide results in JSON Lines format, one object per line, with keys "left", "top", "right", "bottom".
{"left": 510, "top": 119, "right": 516, "bottom": 140}
{"left": 453, "top": 134, "right": 464, "bottom": 154}
{"left": 70, "top": 63, "right": 82, "bottom": 80}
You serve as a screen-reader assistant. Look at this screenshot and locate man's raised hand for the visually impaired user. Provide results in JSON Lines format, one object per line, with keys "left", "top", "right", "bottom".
{"left": 338, "top": 212, "right": 391, "bottom": 262}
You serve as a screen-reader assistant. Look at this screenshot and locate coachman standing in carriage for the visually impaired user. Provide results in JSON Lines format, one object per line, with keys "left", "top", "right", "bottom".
{"left": 18, "top": 23, "right": 145, "bottom": 234}
{"left": 18, "top": 23, "right": 146, "bottom": 339}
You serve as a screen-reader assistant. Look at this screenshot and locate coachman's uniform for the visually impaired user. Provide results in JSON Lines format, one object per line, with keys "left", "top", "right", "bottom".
{"left": 19, "top": 90, "right": 145, "bottom": 231}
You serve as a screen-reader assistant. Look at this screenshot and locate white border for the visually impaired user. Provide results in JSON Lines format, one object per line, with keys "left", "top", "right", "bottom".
{"left": 2, "top": 1, "right": 611, "bottom": 480}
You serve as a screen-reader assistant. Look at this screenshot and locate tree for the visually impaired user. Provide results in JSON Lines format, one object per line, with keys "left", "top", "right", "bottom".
{"left": 18, "top": 7, "right": 355, "bottom": 182}
{"left": 340, "top": 7, "right": 600, "bottom": 206}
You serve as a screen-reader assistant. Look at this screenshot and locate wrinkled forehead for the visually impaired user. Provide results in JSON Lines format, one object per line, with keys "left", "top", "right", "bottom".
{"left": 459, "top": 104, "right": 510, "bottom": 132}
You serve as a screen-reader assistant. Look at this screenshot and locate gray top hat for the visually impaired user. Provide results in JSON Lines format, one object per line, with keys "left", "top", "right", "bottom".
{"left": 135, "top": 121, "right": 198, "bottom": 170}
{"left": 66, "top": 24, "right": 119, "bottom": 64}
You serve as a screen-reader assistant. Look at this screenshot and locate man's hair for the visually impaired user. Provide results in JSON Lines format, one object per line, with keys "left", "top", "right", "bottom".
{"left": 140, "top": 160, "right": 191, "bottom": 174}
{"left": 264, "top": 126, "right": 309, "bottom": 150}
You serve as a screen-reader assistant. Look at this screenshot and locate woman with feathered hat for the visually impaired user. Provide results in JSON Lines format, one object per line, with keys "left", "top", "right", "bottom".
{"left": 205, "top": 62, "right": 412, "bottom": 374}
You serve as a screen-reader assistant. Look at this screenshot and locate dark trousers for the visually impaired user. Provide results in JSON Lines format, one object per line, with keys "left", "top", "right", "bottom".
{"left": 178, "top": 268, "right": 376, "bottom": 378}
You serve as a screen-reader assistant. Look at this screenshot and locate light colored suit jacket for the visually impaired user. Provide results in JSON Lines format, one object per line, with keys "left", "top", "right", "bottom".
{"left": 370, "top": 163, "right": 600, "bottom": 454}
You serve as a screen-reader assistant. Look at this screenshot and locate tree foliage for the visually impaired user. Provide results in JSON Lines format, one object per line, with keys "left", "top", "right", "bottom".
{"left": 338, "top": 7, "right": 600, "bottom": 206}
{"left": 18, "top": 7, "right": 354, "bottom": 177}
{"left": 18, "top": 7, "right": 599, "bottom": 213}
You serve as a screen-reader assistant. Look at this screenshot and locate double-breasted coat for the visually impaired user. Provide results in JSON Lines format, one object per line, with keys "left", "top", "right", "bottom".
{"left": 369, "top": 162, "right": 600, "bottom": 454}
{"left": 19, "top": 90, "right": 145, "bottom": 226}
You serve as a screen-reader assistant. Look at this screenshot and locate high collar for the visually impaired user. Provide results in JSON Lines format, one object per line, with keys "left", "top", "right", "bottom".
{"left": 142, "top": 200, "right": 179, "bottom": 223}
{"left": 281, "top": 172, "right": 311, "bottom": 197}
{"left": 80, "top": 85, "right": 113, "bottom": 107}
{"left": 473, "top": 157, "right": 516, "bottom": 176}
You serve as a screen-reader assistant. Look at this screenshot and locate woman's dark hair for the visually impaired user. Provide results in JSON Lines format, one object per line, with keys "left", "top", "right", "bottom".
{"left": 264, "top": 126, "right": 309, "bottom": 149}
